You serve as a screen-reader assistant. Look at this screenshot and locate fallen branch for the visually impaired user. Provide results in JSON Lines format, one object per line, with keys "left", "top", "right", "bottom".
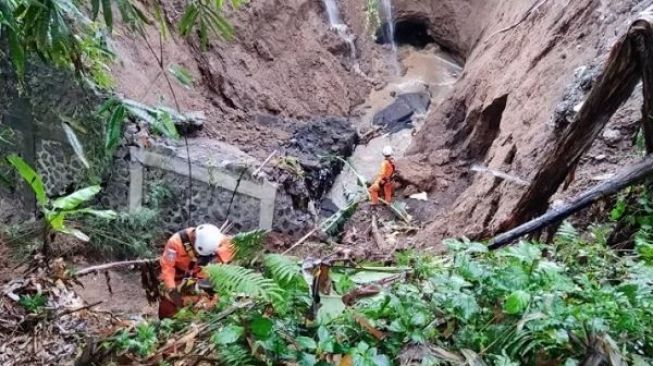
{"left": 488, "top": 154, "right": 653, "bottom": 250}
{"left": 281, "top": 227, "right": 320, "bottom": 255}
{"left": 73, "top": 258, "right": 157, "bottom": 277}
{"left": 371, "top": 216, "right": 386, "bottom": 249}
{"left": 502, "top": 8, "right": 653, "bottom": 231}
{"left": 53, "top": 301, "right": 102, "bottom": 319}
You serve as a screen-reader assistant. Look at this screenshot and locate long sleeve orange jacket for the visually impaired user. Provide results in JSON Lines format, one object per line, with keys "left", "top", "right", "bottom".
{"left": 159, "top": 228, "right": 234, "bottom": 290}
{"left": 375, "top": 158, "right": 395, "bottom": 184}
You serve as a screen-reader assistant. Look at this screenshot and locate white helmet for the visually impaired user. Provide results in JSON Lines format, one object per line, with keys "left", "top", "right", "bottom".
{"left": 194, "top": 224, "right": 226, "bottom": 256}
{"left": 382, "top": 146, "right": 393, "bottom": 157}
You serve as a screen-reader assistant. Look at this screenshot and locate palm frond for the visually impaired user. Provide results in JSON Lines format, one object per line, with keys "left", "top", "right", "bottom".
{"left": 320, "top": 198, "right": 360, "bottom": 236}
{"left": 204, "top": 264, "right": 281, "bottom": 302}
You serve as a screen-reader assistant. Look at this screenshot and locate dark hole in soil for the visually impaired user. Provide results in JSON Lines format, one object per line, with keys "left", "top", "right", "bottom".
{"left": 375, "top": 19, "right": 435, "bottom": 49}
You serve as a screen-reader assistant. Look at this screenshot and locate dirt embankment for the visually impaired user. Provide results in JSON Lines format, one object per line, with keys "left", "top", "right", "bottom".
{"left": 396, "top": 0, "right": 652, "bottom": 246}
{"left": 110, "top": 0, "right": 382, "bottom": 159}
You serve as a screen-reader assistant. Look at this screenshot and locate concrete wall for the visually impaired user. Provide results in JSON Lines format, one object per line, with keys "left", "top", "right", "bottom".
{"left": 127, "top": 140, "right": 278, "bottom": 231}
{"left": 1, "top": 57, "right": 315, "bottom": 236}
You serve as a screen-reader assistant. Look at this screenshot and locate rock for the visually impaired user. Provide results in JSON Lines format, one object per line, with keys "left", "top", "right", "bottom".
{"left": 285, "top": 117, "right": 358, "bottom": 200}
{"left": 372, "top": 91, "right": 431, "bottom": 133}
{"left": 395, "top": 156, "right": 437, "bottom": 191}
{"left": 602, "top": 128, "right": 621, "bottom": 145}
{"left": 428, "top": 149, "right": 452, "bottom": 165}
{"left": 398, "top": 92, "right": 431, "bottom": 114}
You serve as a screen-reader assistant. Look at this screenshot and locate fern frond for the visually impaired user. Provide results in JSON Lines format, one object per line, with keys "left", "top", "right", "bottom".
{"left": 555, "top": 221, "right": 579, "bottom": 244}
{"left": 204, "top": 264, "right": 281, "bottom": 301}
{"left": 217, "top": 344, "right": 258, "bottom": 366}
{"left": 263, "top": 254, "right": 304, "bottom": 286}
{"left": 231, "top": 229, "right": 266, "bottom": 261}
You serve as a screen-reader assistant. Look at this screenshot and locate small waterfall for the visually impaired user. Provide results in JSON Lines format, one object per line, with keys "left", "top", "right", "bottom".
{"left": 381, "top": 0, "right": 400, "bottom": 75}
{"left": 321, "top": 0, "right": 357, "bottom": 59}
{"left": 323, "top": 0, "right": 342, "bottom": 26}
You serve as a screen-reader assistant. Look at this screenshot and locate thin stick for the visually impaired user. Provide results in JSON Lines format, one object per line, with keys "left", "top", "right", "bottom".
{"left": 282, "top": 227, "right": 319, "bottom": 255}
{"left": 73, "top": 258, "right": 157, "bottom": 277}
{"left": 54, "top": 301, "right": 103, "bottom": 318}
{"left": 252, "top": 150, "right": 278, "bottom": 177}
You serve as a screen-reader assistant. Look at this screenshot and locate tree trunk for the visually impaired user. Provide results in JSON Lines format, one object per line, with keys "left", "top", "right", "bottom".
{"left": 489, "top": 154, "right": 653, "bottom": 249}
{"left": 500, "top": 11, "right": 653, "bottom": 231}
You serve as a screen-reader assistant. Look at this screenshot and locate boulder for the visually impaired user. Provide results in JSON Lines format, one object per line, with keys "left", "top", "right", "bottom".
{"left": 372, "top": 92, "right": 431, "bottom": 133}
{"left": 395, "top": 155, "right": 437, "bottom": 192}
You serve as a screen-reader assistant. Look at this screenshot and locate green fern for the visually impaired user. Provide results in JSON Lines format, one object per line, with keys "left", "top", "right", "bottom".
{"left": 231, "top": 229, "right": 266, "bottom": 261}
{"left": 204, "top": 264, "right": 281, "bottom": 302}
{"left": 264, "top": 254, "right": 304, "bottom": 287}
{"left": 217, "top": 344, "right": 258, "bottom": 366}
{"left": 555, "top": 221, "right": 579, "bottom": 244}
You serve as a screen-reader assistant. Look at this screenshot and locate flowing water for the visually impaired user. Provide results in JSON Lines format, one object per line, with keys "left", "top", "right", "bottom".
{"left": 381, "top": 0, "right": 400, "bottom": 75}
{"left": 327, "top": 45, "right": 463, "bottom": 208}
{"left": 322, "top": 0, "right": 357, "bottom": 59}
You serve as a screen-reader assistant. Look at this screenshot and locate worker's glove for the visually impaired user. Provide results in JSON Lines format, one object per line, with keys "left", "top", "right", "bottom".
{"left": 168, "top": 288, "right": 183, "bottom": 307}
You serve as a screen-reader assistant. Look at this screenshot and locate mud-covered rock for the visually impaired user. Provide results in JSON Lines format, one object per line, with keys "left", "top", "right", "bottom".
{"left": 372, "top": 92, "right": 431, "bottom": 133}
{"left": 395, "top": 155, "right": 437, "bottom": 192}
{"left": 285, "top": 117, "right": 358, "bottom": 200}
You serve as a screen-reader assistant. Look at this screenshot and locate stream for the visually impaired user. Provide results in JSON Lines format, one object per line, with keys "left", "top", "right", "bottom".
{"left": 327, "top": 44, "right": 463, "bottom": 209}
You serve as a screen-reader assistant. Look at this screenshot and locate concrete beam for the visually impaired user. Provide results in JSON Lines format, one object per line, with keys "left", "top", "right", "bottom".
{"left": 129, "top": 147, "right": 277, "bottom": 230}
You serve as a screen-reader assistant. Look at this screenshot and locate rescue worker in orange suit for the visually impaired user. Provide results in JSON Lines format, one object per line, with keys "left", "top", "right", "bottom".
{"left": 158, "top": 223, "right": 234, "bottom": 319}
{"left": 368, "top": 146, "right": 396, "bottom": 205}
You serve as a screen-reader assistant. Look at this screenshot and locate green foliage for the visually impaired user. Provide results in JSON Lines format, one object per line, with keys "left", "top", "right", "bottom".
{"left": 100, "top": 220, "right": 653, "bottom": 365}
{"left": 7, "top": 154, "right": 116, "bottom": 243}
{"left": 263, "top": 254, "right": 304, "bottom": 286}
{"left": 277, "top": 156, "right": 305, "bottom": 178}
{"left": 99, "top": 98, "right": 182, "bottom": 145}
{"left": 19, "top": 293, "right": 47, "bottom": 313}
{"left": 231, "top": 229, "right": 266, "bottom": 262}
{"left": 177, "top": 0, "right": 245, "bottom": 49}
{"left": 82, "top": 207, "right": 161, "bottom": 258}
{"left": 204, "top": 264, "right": 282, "bottom": 302}
{"left": 168, "top": 64, "right": 194, "bottom": 89}
{"left": 7, "top": 154, "right": 47, "bottom": 205}
{"left": 364, "top": 0, "right": 381, "bottom": 36}
{"left": 111, "top": 322, "right": 158, "bottom": 357}
{"left": 2, "top": 0, "right": 241, "bottom": 86}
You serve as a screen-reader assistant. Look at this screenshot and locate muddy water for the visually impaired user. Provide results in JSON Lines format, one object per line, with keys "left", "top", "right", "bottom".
{"left": 327, "top": 45, "right": 462, "bottom": 208}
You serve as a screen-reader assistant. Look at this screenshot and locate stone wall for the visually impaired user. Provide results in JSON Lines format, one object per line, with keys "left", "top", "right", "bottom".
{"left": 1, "top": 56, "right": 335, "bottom": 237}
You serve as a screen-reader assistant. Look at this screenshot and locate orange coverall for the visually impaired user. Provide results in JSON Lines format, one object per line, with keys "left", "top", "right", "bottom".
{"left": 158, "top": 228, "right": 234, "bottom": 318}
{"left": 368, "top": 158, "right": 395, "bottom": 205}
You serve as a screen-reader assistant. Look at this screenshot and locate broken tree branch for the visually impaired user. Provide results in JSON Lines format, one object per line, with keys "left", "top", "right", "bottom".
{"left": 282, "top": 227, "right": 320, "bottom": 255}
{"left": 371, "top": 216, "right": 386, "bottom": 249}
{"left": 73, "top": 258, "right": 158, "bottom": 278}
{"left": 501, "top": 9, "right": 653, "bottom": 231}
{"left": 488, "top": 154, "right": 653, "bottom": 250}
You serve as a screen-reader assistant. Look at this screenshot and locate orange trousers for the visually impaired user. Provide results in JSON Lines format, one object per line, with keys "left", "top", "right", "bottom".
{"left": 369, "top": 180, "right": 393, "bottom": 205}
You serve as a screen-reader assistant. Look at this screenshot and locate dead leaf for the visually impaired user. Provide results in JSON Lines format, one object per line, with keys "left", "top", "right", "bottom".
{"left": 339, "top": 354, "right": 353, "bottom": 366}
{"left": 353, "top": 313, "right": 386, "bottom": 340}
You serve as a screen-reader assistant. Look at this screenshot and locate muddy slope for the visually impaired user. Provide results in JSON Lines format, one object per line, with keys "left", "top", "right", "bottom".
{"left": 110, "top": 0, "right": 380, "bottom": 159}
{"left": 399, "top": 0, "right": 652, "bottom": 245}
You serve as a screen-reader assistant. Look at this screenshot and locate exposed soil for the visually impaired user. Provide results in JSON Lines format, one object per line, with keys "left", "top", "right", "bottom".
{"left": 110, "top": 0, "right": 388, "bottom": 160}
{"left": 394, "top": 0, "right": 653, "bottom": 248}
{"left": 5, "top": 0, "right": 651, "bottom": 320}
